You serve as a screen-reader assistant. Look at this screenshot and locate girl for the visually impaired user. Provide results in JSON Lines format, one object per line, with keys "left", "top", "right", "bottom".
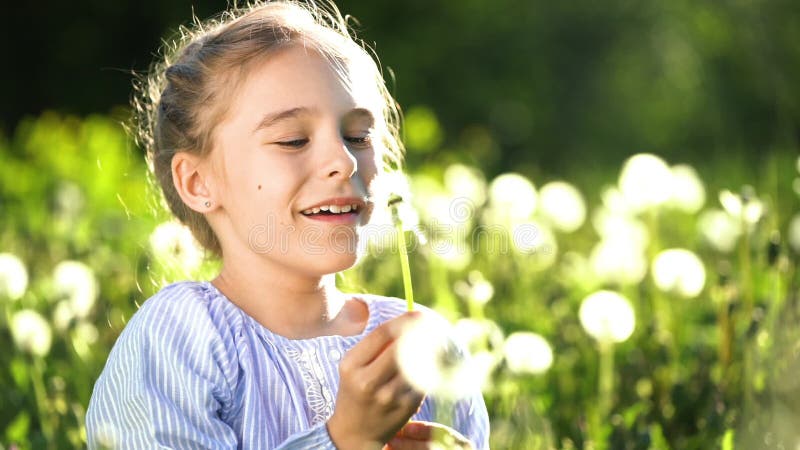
{"left": 85, "top": 1, "right": 490, "bottom": 449}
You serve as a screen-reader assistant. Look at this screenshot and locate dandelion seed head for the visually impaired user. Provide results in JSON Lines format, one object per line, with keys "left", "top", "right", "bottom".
{"left": 618, "top": 153, "right": 672, "bottom": 212}
{"left": 53, "top": 300, "right": 75, "bottom": 332}
{"left": 452, "top": 317, "right": 504, "bottom": 354}
{"left": 429, "top": 239, "right": 472, "bottom": 270}
{"left": 719, "top": 188, "right": 763, "bottom": 225}
{"left": 590, "top": 237, "right": 647, "bottom": 285}
{"left": 0, "top": 253, "right": 28, "bottom": 301}
{"left": 488, "top": 173, "right": 537, "bottom": 219}
{"left": 579, "top": 290, "right": 636, "bottom": 344}
{"left": 511, "top": 221, "right": 558, "bottom": 269}
{"left": 668, "top": 164, "right": 705, "bottom": 213}
{"left": 503, "top": 332, "right": 554, "bottom": 375}
{"left": 53, "top": 260, "right": 98, "bottom": 319}
{"left": 538, "top": 181, "right": 586, "bottom": 233}
{"left": 10, "top": 309, "right": 53, "bottom": 357}
{"left": 652, "top": 248, "right": 706, "bottom": 298}
{"left": 444, "top": 163, "right": 487, "bottom": 206}
{"left": 149, "top": 221, "right": 204, "bottom": 271}
{"left": 94, "top": 421, "right": 118, "bottom": 449}
{"left": 698, "top": 209, "right": 742, "bottom": 253}
{"left": 396, "top": 314, "right": 476, "bottom": 400}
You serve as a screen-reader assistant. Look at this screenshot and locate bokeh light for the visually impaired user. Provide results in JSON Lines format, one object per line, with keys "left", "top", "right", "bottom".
{"left": 618, "top": 153, "right": 673, "bottom": 213}
{"left": 651, "top": 248, "right": 706, "bottom": 298}
{"left": 538, "top": 181, "right": 587, "bottom": 233}
{"left": 0, "top": 253, "right": 28, "bottom": 301}
{"left": 502, "top": 332, "right": 554, "bottom": 375}
{"left": 10, "top": 309, "right": 53, "bottom": 357}
{"left": 579, "top": 291, "right": 636, "bottom": 344}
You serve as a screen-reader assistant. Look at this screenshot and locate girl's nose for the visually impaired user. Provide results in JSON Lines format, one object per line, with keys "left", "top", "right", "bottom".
{"left": 324, "top": 136, "right": 358, "bottom": 179}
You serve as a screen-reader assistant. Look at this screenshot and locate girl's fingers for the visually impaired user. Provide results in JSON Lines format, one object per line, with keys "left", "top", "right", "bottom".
{"left": 393, "top": 422, "right": 474, "bottom": 449}
{"left": 344, "top": 312, "right": 421, "bottom": 367}
{"left": 397, "top": 421, "right": 434, "bottom": 441}
{"left": 373, "top": 371, "right": 424, "bottom": 410}
{"left": 356, "top": 341, "right": 401, "bottom": 396}
{"left": 385, "top": 437, "right": 431, "bottom": 450}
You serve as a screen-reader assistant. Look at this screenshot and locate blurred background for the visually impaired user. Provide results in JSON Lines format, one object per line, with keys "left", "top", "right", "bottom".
{"left": 1, "top": 0, "right": 799, "bottom": 448}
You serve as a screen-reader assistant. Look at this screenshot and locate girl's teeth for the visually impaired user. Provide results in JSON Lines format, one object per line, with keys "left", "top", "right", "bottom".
{"left": 303, "top": 203, "right": 361, "bottom": 215}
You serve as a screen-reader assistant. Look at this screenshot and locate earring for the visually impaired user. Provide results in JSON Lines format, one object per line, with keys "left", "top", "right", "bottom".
{"left": 204, "top": 201, "right": 211, "bottom": 208}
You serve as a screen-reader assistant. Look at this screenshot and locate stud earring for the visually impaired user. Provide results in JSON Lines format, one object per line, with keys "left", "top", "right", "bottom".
{"left": 204, "top": 201, "right": 211, "bottom": 208}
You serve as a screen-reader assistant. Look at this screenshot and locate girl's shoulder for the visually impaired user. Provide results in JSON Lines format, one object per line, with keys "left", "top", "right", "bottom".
{"left": 122, "top": 280, "right": 241, "bottom": 344}
{"left": 353, "top": 293, "right": 440, "bottom": 324}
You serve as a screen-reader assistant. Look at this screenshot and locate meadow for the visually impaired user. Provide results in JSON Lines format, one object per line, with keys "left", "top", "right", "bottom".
{"left": 0, "top": 111, "right": 798, "bottom": 449}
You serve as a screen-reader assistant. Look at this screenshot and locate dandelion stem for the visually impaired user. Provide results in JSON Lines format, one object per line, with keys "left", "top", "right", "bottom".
{"left": 598, "top": 340, "right": 615, "bottom": 421}
{"left": 391, "top": 197, "right": 415, "bottom": 311}
{"left": 30, "top": 356, "right": 55, "bottom": 450}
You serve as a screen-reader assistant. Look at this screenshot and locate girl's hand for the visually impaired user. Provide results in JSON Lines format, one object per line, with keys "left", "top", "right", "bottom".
{"left": 327, "top": 312, "right": 427, "bottom": 450}
{"left": 383, "top": 421, "right": 475, "bottom": 449}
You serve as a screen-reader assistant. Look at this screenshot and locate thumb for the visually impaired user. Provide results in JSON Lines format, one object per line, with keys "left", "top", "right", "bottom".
{"left": 398, "top": 421, "right": 436, "bottom": 441}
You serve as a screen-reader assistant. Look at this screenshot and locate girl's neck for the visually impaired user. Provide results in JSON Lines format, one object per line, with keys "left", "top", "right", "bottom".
{"left": 210, "top": 255, "right": 365, "bottom": 340}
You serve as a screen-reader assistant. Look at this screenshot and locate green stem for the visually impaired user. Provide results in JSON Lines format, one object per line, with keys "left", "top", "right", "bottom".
{"left": 395, "top": 220, "right": 414, "bottom": 311}
{"left": 30, "top": 357, "right": 55, "bottom": 449}
{"left": 598, "top": 340, "right": 615, "bottom": 421}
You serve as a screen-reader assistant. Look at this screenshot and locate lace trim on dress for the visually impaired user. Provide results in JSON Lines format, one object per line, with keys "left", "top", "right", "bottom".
{"left": 285, "top": 347, "right": 335, "bottom": 426}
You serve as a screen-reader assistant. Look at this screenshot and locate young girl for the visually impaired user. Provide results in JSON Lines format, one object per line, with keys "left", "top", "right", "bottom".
{"left": 85, "top": 1, "right": 490, "bottom": 449}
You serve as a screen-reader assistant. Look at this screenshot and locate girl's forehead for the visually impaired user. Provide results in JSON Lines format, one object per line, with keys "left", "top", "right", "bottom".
{"left": 232, "top": 44, "right": 383, "bottom": 118}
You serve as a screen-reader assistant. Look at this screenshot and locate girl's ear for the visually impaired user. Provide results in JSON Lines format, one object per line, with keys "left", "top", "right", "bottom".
{"left": 171, "top": 151, "right": 217, "bottom": 213}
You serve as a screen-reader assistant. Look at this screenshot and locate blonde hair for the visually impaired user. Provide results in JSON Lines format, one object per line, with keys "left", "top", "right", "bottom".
{"left": 133, "top": 0, "right": 404, "bottom": 258}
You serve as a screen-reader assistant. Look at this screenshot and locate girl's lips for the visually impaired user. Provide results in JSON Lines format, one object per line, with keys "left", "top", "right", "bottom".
{"left": 300, "top": 210, "right": 360, "bottom": 224}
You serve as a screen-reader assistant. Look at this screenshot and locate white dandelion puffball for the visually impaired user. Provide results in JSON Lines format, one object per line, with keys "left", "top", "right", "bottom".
{"left": 150, "top": 221, "right": 203, "bottom": 271}
{"left": 651, "top": 248, "right": 706, "bottom": 298}
{"left": 149, "top": 221, "right": 204, "bottom": 271}
{"left": 444, "top": 163, "right": 487, "bottom": 207}
{"left": 0, "top": 253, "right": 28, "bottom": 301}
{"left": 618, "top": 153, "right": 673, "bottom": 212}
{"left": 10, "top": 309, "right": 53, "bottom": 357}
{"left": 788, "top": 214, "right": 800, "bottom": 254}
{"left": 511, "top": 220, "right": 558, "bottom": 270}
{"left": 53, "top": 300, "right": 75, "bottom": 332}
{"left": 718, "top": 189, "right": 763, "bottom": 225}
{"left": 668, "top": 164, "right": 706, "bottom": 213}
{"left": 53, "top": 260, "right": 99, "bottom": 319}
{"left": 600, "top": 186, "right": 634, "bottom": 216}
{"left": 538, "top": 181, "right": 587, "bottom": 233}
{"left": 396, "top": 315, "right": 477, "bottom": 400}
{"left": 579, "top": 290, "right": 636, "bottom": 344}
{"left": 592, "top": 207, "right": 650, "bottom": 247}
{"left": 452, "top": 317, "right": 505, "bottom": 354}
{"left": 590, "top": 237, "right": 648, "bottom": 285}
{"left": 698, "top": 209, "right": 742, "bottom": 253}
{"left": 469, "top": 279, "right": 494, "bottom": 305}
{"left": 503, "top": 332, "right": 554, "bottom": 375}
{"left": 488, "top": 173, "right": 537, "bottom": 220}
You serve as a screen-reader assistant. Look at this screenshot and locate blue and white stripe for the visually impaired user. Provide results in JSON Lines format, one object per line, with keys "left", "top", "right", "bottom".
{"left": 86, "top": 281, "right": 490, "bottom": 449}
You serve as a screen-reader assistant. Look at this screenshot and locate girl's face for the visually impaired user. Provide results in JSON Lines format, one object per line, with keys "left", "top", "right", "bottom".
{"left": 207, "top": 44, "right": 381, "bottom": 277}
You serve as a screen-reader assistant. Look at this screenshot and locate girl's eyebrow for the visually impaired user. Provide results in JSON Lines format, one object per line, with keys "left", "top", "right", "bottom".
{"left": 252, "top": 107, "right": 316, "bottom": 134}
{"left": 252, "top": 107, "right": 375, "bottom": 133}
{"left": 344, "top": 108, "right": 376, "bottom": 127}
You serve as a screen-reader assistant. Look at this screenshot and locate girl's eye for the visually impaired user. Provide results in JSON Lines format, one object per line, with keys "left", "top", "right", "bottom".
{"left": 344, "top": 135, "right": 372, "bottom": 148}
{"left": 275, "top": 138, "right": 309, "bottom": 148}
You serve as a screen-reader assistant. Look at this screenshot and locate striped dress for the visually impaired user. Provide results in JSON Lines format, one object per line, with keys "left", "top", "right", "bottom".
{"left": 86, "top": 281, "right": 490, "bottom": 449}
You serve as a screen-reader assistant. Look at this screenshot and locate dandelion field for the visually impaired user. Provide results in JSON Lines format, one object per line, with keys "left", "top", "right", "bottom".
{"left": 1, "top": 112, "right": 799, "bottom": 449}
